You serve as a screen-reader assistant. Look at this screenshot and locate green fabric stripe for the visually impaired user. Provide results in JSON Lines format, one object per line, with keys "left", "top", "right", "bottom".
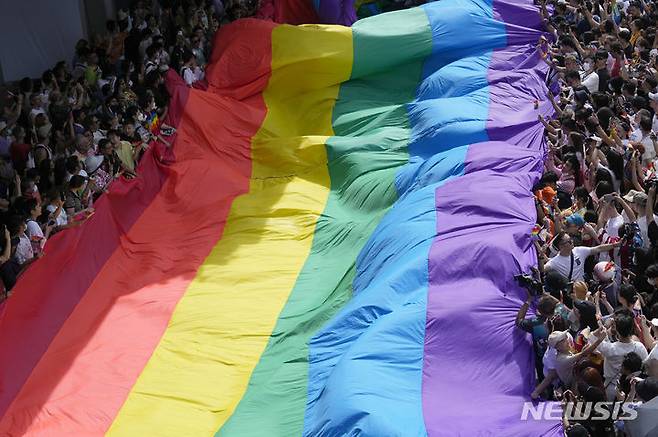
{"left": 217, "top": 9, "right": 432, "bottom": 437}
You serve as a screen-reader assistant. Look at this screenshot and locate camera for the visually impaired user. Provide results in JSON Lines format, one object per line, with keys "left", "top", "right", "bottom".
{"left": 646, "top": 178, "right": 658, "bottom": 191}
{"left": 514, "top": 273, "right": 544, "bottom": 295}
{"left": 621, "top": 222, "right": 643, "bottom": 249}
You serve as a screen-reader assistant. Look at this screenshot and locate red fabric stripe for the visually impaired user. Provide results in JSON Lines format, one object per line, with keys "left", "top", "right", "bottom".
{"left": 0, "top": 19, "right": 276, "bottom": 435}
{"left": 0, "top": 108, "right": 180, "bottom": 421}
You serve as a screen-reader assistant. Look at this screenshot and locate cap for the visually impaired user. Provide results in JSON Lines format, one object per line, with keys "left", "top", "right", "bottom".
{"left": 634, "top": 192, "right": 648, "bottom": 205}
{"left": 623, "top": 189, "right": 644, "bottom": 202}
{"left": 566, "top": 213, "right": 585, "bottom": 227}
{"left": 548, "top": 330, "right": 569, "bottom": 348}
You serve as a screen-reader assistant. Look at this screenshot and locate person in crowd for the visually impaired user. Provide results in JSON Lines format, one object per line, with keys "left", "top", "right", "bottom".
{"left": 509, "top": 6, "right": 658, "bottom": 432}
{"left": 545, "top": 232, "right": 621, "bottom": 281}
{"left": 516, "top": 290, "right": 560, "bottom": 391}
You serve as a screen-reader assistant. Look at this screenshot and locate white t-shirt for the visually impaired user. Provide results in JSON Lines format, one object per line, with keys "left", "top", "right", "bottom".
{"left": 92, "top": 130, "right": 106, "bottom": 145}
{"left": 25, "top": 219, "right": 45, "bottom": 251}
{"left": 543, "top": 347, "right": 558, "bottom": 377}
{"left": 582, "top": 71, "right": 599, "bottom": 93}
{"left": 555, "top": 352, "right": 579, "bottom": 386}
{"left": 598, "top": 340, "right": 648, "bottom": 380}
{"left": 640, "top": 133, "right": 657, "bottom": 164}
{"left": 46, "top": 204, "right": 68, "bottom": 227}
{"left": 630, "top": 127, "right": 642, "bottom": 142}
{"left": 605, "top": 214, "right": 625, "bottom": 239}
{"left": 25, "top": 220, "right": 43, "bottom": 240}
{"left": 182, "top": 67, "right": 196, "bottom": 86}
{"left": 15, "top": 233, "right": 33, "bottom": 265}
{"left": 545, "top": 246, "right": 593, "bottom": 281}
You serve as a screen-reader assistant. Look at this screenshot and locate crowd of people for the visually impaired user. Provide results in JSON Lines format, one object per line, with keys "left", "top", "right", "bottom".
{"left": 0, "top": 0, "right": 258, "bottom": 294}
{"left": 519, "top": 0, "right": 658, "bottom": 435}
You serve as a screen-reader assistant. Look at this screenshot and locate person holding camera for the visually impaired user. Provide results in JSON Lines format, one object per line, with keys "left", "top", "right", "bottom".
{"left": 516, "top": 288, "right": 561, "bottom": 386}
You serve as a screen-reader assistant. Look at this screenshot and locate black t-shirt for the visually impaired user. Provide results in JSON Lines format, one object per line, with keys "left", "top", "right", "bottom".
{"left": 648, "top": 220, "right": 658, "bottom": 247}
{"left": 597, "top": 67, "right": 610, "bottom": 93}
{"left": 0, "top": 258, "right": 21, "bottom": 291}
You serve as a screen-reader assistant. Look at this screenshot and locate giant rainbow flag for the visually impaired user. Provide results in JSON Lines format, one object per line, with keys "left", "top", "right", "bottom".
{"left": 0, "top": 0, "right": 563, "bottom": 435}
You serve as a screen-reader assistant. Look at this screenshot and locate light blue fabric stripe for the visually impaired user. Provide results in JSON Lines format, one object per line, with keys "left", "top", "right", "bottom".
{"left": 303, "top": 1, "right": 508, "bottom": 435}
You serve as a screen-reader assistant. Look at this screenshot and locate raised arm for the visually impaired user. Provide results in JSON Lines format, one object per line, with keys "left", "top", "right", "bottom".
{"left": 648, "top": 185, "right": 656, "bottom": 224}
{"left": 583, "top": 223, "right": 601, "bottom": 245}
{"left": 575, "top": 326, "right": 607, "bottom": 359}
{"left": 515, "top": 291, "right": 534, "bottom": 328}
{"left": 539, "top": 113, "right": 557, "bottom": 135}
{"left": 630, "top": 152, "right": 644, "bottom": 192}
{"left": 612, "top": 192, "right": 637, "bottom": 222}
{"left": 591, "top": 240, "right": 623, "bottom": 255}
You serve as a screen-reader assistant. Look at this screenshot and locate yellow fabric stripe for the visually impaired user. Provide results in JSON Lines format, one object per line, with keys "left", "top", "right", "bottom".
{"left": 107, "top": 25, "right": 353, "bottom": 437}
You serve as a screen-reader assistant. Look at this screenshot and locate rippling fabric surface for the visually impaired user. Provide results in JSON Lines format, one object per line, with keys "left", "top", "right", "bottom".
{"left": 0, "top": 1, "right": 562, "bottom": 436}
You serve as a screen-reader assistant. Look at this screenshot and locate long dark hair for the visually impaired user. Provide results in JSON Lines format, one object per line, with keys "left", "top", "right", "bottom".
{"left": 604, "top": 148, "right": 624, "bottom": 187}
{"left": 564, "top": 154, "right": 582, "bottom": 187}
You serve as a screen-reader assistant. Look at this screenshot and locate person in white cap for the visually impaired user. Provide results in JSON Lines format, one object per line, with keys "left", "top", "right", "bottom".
{"left": 548, "top": 327, "right": 606, "bottom": 388}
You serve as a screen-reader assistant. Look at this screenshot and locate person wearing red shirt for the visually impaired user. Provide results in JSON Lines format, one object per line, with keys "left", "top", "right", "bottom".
{"left": 9, "top": 126, "right": 31, "bottom": 174}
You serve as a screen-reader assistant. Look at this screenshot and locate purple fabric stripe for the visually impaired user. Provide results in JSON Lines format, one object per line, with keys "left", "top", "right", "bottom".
{"left": 317, "top": 0, "right": 357, "bottom": 25}
{"left": 421, "top": 0, "right": 563, "bottom": 435}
